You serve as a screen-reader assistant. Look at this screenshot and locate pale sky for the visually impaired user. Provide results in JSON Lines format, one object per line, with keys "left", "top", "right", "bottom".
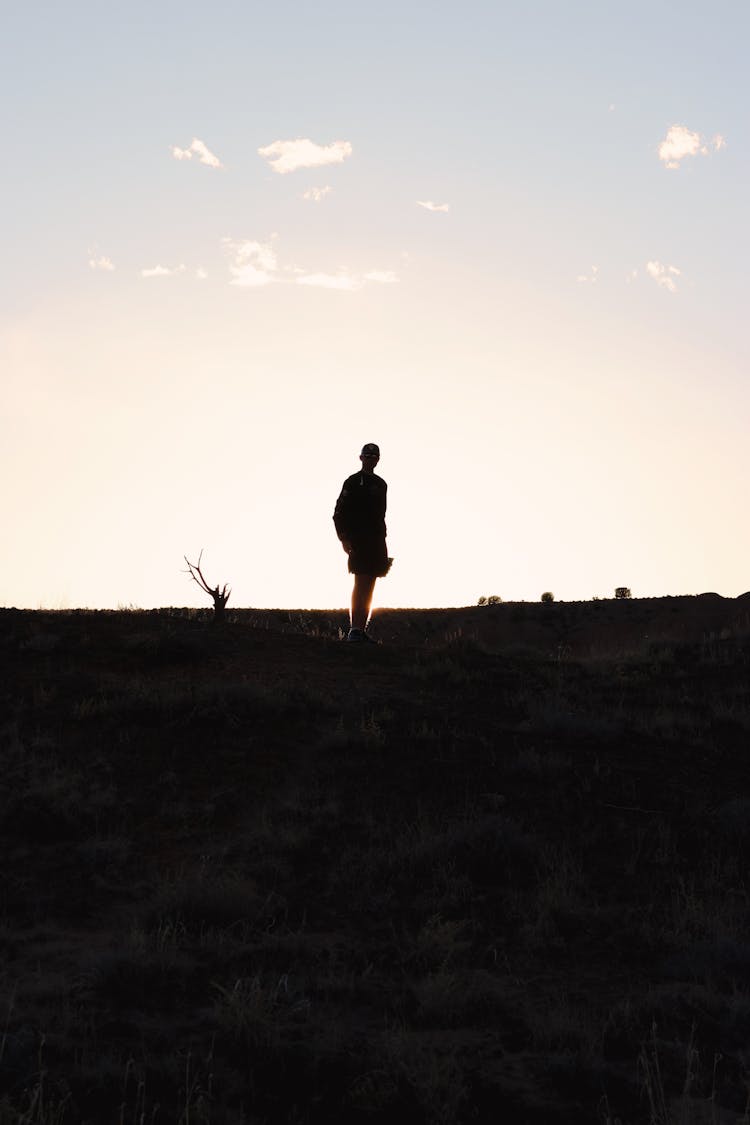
{"left": 2, "top": 0, "right": 748, "bottom": 610}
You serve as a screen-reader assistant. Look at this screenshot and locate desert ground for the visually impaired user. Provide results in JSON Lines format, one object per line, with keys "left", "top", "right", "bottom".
{"left": 1, "top": 595, "right": 749, "bottom": 1123}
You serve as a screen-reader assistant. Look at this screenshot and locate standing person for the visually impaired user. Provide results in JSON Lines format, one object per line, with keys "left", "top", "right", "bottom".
{"left": 333, "top": 443, "right": 391, "bottom": 643}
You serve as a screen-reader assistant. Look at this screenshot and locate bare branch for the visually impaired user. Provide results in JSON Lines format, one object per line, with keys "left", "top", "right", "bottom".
{"left": 184, "top": 554, "right": 214, "bottom": 598}
{"left": 184, "top": 551, "right": 231, "bottom": 621}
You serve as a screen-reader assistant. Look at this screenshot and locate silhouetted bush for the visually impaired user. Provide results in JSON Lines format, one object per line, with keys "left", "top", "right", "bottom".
{"left": 541, "top": 592, "right": 555, "bottom": 604}
{"left": 615, "top": 587, "right": 632, "bottom": 599}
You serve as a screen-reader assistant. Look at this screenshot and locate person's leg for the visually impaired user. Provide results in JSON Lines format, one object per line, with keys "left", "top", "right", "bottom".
{"left": 351, "top": 574, "right": 377, "bottom": 632}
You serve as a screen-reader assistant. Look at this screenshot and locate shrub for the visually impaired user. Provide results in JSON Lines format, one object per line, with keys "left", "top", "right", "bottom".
{"left": 487, "top": 595, "right": 502, "bottom": 605}
{"left": 541, "top": 592, "right": 554, "bottom": 604}
{"left": 477, "top": 596, "right": 487, "bottom": 606}
{"left": 615, "top": 587, "right": 632, "bottom": 599}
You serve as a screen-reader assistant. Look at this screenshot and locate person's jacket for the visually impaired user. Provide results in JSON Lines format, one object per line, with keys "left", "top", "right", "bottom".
{"left": 333, "top": 471, "right": 387, "bottom": 543}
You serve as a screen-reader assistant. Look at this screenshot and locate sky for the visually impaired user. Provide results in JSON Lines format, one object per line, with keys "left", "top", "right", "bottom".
{"left": 2, "top": 0, "right": 749, "bottom": 610}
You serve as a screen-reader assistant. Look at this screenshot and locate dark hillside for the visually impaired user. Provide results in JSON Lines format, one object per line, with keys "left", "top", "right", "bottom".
{"left": 1, "top": 601, "right": 749, "bottom": 1123}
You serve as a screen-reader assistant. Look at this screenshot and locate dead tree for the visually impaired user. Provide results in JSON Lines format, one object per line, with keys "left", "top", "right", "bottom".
{"left": 184, "top": 550, "right": 231, "bottom": 623}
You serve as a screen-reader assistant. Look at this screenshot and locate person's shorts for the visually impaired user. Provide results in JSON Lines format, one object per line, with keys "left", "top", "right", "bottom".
{"left": 348, "top": 538, "right": 391, "bottom": 577}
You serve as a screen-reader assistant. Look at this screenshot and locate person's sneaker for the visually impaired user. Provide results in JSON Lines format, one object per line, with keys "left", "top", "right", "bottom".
{"left": 346, "top": 628, "right": 365, "bottom": 643}
{"left": 361, "top": 630, "right": 380, "bottom": 644}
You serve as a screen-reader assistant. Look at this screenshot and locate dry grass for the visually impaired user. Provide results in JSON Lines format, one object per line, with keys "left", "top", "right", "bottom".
{"left": 1, "top": 602, "right": 749, "bottom": 1122}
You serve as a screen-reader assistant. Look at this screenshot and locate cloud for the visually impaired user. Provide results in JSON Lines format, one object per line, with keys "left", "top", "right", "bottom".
{"left": 646, "top": 260, "right": 681, "bottom": 292}
{"left": 88, "top": 255, "right": 115, "bottom": 271}
{"left": 302, "top": 185, "right": 332, "bottom": 202}
{"left": 657, "top": 124, "right": 725, "bottom": 169}
{"left": 295, "top": 271, "right": 362, "bottom": 291}
{"left": 171, "top": 137, "right": 223, "bottom": 168}
{"left": 221, "top": 234, "right": 397, "bottom": 291}
{"left": 363, "top": 270, "right": 398, "bottom": 284}
{"left": 258, "top": 138, "right": 352, "bottom": 175}
{"left": 295, "top": 267, "right": 398, "bottom": 290}
{"left": 223, "top": 237, "right": 278, "bottom": 287}
{"left": 576, "top": 265, "right": 599, "bottom": 284}
{"left": 141, "top": 264, "right": 187, "bottom": 277}
{"left": 195, "top": 268, "right": 208, "bottom": 280}
{"left": 417, "top": 200, "right": 450, "bottom": 213}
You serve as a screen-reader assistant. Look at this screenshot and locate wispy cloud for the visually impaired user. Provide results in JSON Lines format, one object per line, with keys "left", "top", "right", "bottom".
{"left": 223, "top": 237, "right": 278, "bottom": 287}
{"left": 576, "top": 265, "right": 599, "bottom": 284}
{"left": 141, "top": 264, "right": 187, "bottom": 278}
{"left": 258, "top": 138, "right": 352, "bottom": 175}
{"left": 416, "top": 200, "right": 450, "bottom": 213}
{"left": 657, "top": 124, "right": 726, "bottom": 169}
{"left": 88, "top": 255, "right": 115, "bottom": 271}
{"left": 221, "top": 233, "right": 397, "bottom": 292}
{"left": 302, "top": 186, "right": 332, "bottom": 202}
{"left": 171, "top": 137, "right": 223, "bottom": 168}
{"left": 295, "top": 267, "right": 398, "bottom": 291}
{"left": 646, "top": 260, "right": 681, "bottom": 292}
{"left": 363, "top": 270, "right": 398, "bottom": 284}
{"left": 296, "top": 271, "right": 362, "bottom": 291}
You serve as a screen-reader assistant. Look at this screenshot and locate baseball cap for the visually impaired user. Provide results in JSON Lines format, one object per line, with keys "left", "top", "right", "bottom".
{"left": 361, "top": 443, "right": 380, "bottom": 457}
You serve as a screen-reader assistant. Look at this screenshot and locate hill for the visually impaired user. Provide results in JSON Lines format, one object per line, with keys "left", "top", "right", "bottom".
{"left": 1, "top": 598, "right": 749, "bottom": 1123}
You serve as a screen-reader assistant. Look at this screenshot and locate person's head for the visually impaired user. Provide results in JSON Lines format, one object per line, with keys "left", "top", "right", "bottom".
{"left": 360, "top": 442, "right": 380, "bottom": 472}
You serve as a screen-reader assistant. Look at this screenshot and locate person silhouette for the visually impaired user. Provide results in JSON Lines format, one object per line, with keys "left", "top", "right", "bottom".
{"left": 333, "top": 443, "right": 391, "bottom": 643}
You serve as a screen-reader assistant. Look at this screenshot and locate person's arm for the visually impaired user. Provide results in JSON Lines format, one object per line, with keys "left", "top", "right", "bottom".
{"left": 333, "top": 480, "right": 355, "bottom": 551}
